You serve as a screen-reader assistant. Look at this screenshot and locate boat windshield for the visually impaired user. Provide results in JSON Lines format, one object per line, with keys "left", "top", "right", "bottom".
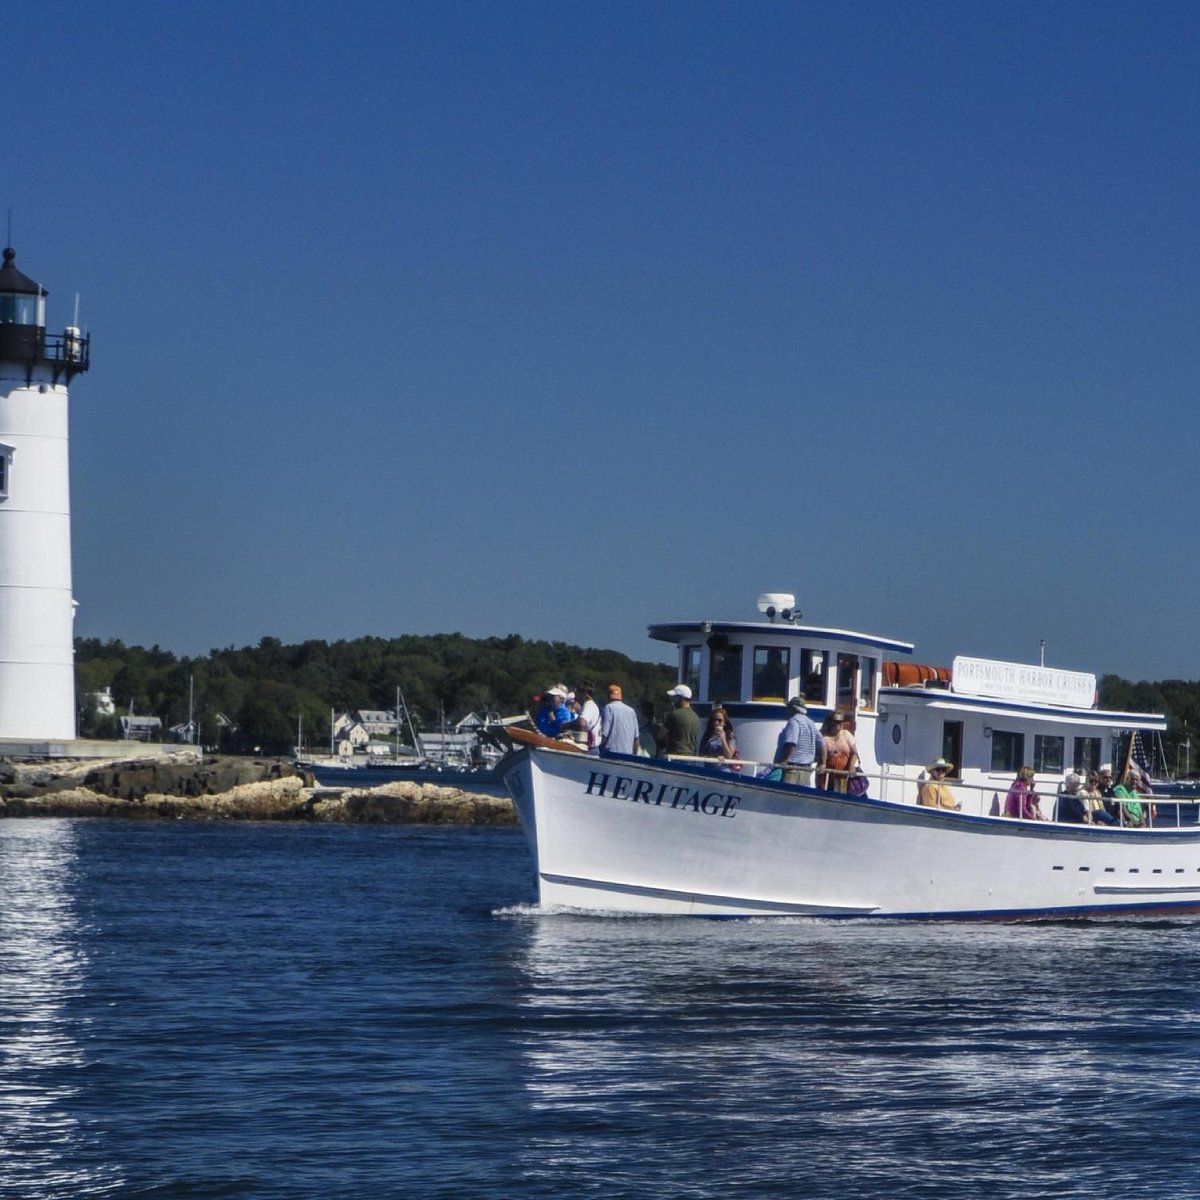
{"left": 710, "top": 644, "right": 742, "bottom": 702}
{"left": 752, "top": 647, "right": 789, "bottom": 701}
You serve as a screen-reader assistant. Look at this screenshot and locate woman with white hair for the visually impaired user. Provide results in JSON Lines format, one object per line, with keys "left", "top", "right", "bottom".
{"left": 1057, "top": 772, "right": 1089, "bottom": 824}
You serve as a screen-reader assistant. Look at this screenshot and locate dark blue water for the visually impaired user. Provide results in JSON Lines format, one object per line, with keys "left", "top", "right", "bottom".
{"left": 3, "top": 819, "right": 1200, "bottom": 1200}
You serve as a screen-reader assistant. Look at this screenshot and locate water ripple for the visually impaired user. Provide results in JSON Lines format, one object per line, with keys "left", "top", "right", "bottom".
{"left": 2, "top": 822, "right": 1199, "bottom": 1198}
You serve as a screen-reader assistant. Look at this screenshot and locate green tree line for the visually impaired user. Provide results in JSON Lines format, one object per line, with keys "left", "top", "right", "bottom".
{"left": 1098, "top": 674, "right": 1200, "bottom": 777}
{"left": 75, "top": 633, "right": 677, "bottom": 755}
{"left": 74, "top": 636, "right": 1200, "bottom": 773}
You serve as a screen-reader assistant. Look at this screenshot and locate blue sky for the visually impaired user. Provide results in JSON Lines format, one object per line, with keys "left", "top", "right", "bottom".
{"left": 7, "top": 1, "right": 1198, "bottom": 679}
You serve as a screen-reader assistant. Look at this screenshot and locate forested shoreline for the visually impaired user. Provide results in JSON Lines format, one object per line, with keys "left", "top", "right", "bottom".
{"left": 74, "top": 633, "right": 676, "bottom": 755}
{"left": 73, "top": 634, "right": 1200, "bottom": 772}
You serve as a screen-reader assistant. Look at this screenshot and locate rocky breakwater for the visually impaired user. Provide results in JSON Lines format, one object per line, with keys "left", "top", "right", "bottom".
{"left": 0, "top": 754, "right": 517, "bottom": 826}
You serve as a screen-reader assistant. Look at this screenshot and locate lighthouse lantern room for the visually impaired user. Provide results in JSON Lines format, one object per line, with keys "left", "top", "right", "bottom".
{"left": 0, "top": 247, "right": 90, "bottom": 743}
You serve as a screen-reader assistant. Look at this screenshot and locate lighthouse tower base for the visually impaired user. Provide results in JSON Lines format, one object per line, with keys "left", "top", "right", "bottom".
{"left": 0, "top": 736, "right": 199, "bottom": 761}
{"left": 0, "top": 375, "right": 76, "bottom": 741}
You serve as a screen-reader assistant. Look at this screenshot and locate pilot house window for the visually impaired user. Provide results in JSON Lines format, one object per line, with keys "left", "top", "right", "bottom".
{"left": 858, "top": 658, "right": 875, "bottom": 708}
{"left": 836, "top": 654, "right": 857, "bottom": 710}
{"left": 990, "top": 730, "right": 1024, "bottom": 773}
{"left": 752, "top": 648, "right": 789, "bottom": 701}
{"left": 801, "top": 650, "right": 827, "bottom": 704}
{"left": 710, "top": 644, "right": 742, "bottom": 703}
{"left": 1034, "top": 735, "right": 1064, "bottom": 774}
{"left": 1074, "top": 737, "right": 1102, "bottom": 774}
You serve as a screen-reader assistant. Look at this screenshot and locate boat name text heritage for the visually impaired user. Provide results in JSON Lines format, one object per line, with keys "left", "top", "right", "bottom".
{"left": 585, "top": 770, "right": 741, "bottom": 818}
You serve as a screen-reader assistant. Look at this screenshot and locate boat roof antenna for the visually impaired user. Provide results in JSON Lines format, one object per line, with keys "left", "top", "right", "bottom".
{"left": 757, "top": 592, "right": 801, "bottom": 623}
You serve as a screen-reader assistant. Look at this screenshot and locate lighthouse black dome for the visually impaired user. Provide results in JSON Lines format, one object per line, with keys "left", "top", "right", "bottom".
{"left": 0, "top": 248, "right": 88, "bottom": 379}
{"left": 0, "top": 247, "right": 48, "bottom": 302}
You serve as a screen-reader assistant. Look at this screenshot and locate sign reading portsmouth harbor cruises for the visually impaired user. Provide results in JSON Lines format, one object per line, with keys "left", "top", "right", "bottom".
{"left": 950, "top": 656, "right": 1097, "bottom": 709}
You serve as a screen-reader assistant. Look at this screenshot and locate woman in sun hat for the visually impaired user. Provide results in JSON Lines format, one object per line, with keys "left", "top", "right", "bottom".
{"left": 918, "top": 758, "right": 960, "bottom": 810}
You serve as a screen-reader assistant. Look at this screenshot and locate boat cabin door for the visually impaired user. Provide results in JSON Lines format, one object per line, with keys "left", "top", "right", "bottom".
{"left": 879, "top": 712, "right": 907, "bottom": 804}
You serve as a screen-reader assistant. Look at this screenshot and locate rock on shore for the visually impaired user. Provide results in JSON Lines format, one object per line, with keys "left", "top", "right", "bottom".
{"left": 0, "top": 754, "right": 517, "bottom": 825}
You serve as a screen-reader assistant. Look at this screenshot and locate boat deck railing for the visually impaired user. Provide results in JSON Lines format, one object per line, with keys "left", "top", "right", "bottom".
{"left": 664, "top": 755, "right": 1200, "bottom": 828}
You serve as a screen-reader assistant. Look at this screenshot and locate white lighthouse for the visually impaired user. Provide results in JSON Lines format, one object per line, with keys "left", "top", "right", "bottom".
{"left": 0, "top": 247, "right": 89, "bottom": 743}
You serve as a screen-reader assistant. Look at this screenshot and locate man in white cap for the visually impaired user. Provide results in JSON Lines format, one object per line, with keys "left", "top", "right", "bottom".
{"left": 660, "top": 684, "right": 701, "bottom": 757}
{"left": 773, "top": 697, "right": 827, "bottom": 785}
{"left": 535, "top": 686, "right": 574, "bottom": 739}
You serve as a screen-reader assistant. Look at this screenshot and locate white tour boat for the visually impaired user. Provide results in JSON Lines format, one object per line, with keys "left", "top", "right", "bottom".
{"left": 501, "top": 593, "right": 1200, "bottom": 919}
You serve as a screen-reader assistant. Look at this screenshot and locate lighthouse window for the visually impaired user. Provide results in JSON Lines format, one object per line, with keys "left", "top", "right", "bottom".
{"left": 0, "top": 445, "right": 11, "bottom": 498}
{"left": 0, "top": 294, "right": 40, "bottom": 325}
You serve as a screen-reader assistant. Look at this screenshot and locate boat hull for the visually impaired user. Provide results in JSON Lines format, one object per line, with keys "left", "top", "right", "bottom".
{"left": 502, "top": 747, "right": 1200, "bottom": 919}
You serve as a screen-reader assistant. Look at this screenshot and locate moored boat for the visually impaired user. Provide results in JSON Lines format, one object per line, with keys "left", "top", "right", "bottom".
{"left": 306, "top": 759, "right": 508, "bottom": 796}
{"left": 501, "top": 593, "right": 1199, "bottom": 919}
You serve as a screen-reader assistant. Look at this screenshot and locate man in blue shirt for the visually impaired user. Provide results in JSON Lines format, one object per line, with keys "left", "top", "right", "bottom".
{"left": 773, "top": 697, "right": 826, "bottom": 786}
{"left": 599, "top": 683, "right": 640, "bottom": 756}
{"left": 535, "top": 686, "right": 575, "bottom": 739}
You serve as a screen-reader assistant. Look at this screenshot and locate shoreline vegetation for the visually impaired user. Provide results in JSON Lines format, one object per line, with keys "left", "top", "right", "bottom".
{"left": 74, "top": 632, "right": 677, "bottom": 756}
{"left": 0, "top": 754, "right": 517, "bottom": 826}
{"left": 73, "top": 633, "right": 1198, "bottom": 769}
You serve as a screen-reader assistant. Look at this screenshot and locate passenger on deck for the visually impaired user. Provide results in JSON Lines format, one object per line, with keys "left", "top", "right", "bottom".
{"left": 773, "top": 697, "right": 827, "bottom": 786}
{"left": 1082, "top": 770, "right": 1118, "bottom": 825}
{"left": 1057, "top": 772, "right": 1089, "bottom": 824}
{"left": 1004, "top": 766, "right": 1044, "bottom": 820}
{"left": 535, "top": 686, "right": 575, "bottom": 739}
{"left": 574, "top": 681, "right": 602, "bottom": 754}
{"left": 599, "top": 684, "right": 640, "bottom": 756}
{"left": 637, "top": 700, "right": 658, "bottom": 758}
{"left": 1113, "top": 767, "right": 1147, "bottom": 827}
{"left": 819, "top": 712, "right": 858, "bottom": 791}
{"left": 1097, "top": 765, "right": 1119, "bottom": 820}
{"left": 560, "top": 691, "right": 587, "bottom": 750}
{"left": 699, "top": 706, "right": 738, "bottom": 764}
{"left": 659, "top": 684, "right": 701, "bottom": 757}
{"left": 918, "top": 758, "right": 960, "bottom": 810}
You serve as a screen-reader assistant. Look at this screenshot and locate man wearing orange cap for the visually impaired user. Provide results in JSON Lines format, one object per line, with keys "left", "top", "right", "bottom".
{"left": 599, "top": 683, "right": 640, "bottom": 756}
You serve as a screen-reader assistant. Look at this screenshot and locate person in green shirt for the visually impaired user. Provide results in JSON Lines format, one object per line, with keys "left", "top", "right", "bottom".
{"left": 1112, "top": 766, "right": 1146, "bottom": 827}
{"left": 659, "top": 684, "right": 701, "bottom": 757}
